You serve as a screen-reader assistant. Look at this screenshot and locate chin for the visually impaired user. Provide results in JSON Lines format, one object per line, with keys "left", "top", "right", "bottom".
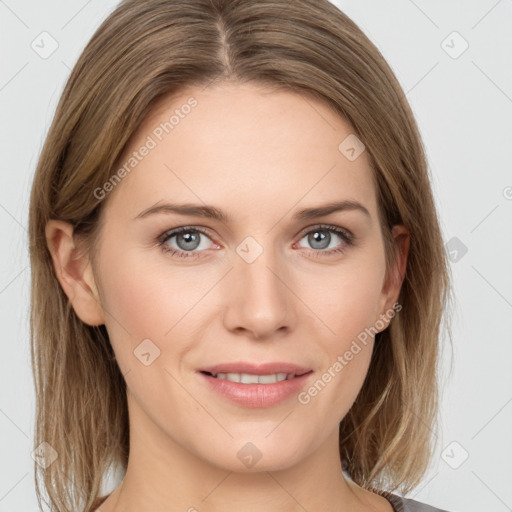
{"left": 195, "top": 436, "right": 307, "bottom": 474}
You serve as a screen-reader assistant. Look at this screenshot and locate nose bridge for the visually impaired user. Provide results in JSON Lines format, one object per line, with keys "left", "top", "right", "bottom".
{"left": 223, "top": 236, "right": 293, "bottom": 337}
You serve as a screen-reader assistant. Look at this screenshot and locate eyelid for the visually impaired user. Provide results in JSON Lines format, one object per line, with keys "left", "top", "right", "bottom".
{"left": 296, "top": 223, "right": 353, "bottom": 240}
{"left": 157, "top": 225, "right": 219, "bottom": 247}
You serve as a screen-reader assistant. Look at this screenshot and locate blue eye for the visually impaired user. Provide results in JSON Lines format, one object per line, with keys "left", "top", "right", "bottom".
{"left": 158, "top": 224, "right": 355, "bottom": 259}
{"left": 295, "top": 225, "right": 354, "bottom": 257}
{"left": 158, "top": 227, "right": 215, "bottom": 258}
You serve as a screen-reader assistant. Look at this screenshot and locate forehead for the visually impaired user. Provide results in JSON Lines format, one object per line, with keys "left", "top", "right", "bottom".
{"left": 105, "top": 82, "right": 378, "bottom": 223}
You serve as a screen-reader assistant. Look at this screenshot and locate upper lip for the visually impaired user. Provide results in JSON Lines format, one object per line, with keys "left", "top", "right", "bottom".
{"left": 199, "top": 362, "right": 312, "bottom": 376}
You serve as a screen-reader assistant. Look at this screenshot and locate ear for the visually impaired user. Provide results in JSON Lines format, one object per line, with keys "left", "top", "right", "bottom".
{"left": 377, "top": 224, "right": 410, "bottom": 328}
{"left": 45, "top": 219, "right": 105, "bottom": 326}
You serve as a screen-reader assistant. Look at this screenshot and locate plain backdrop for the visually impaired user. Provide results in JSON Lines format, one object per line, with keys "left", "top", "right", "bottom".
{"left": 1, "top": 1, "right": 511, "bottom": 511}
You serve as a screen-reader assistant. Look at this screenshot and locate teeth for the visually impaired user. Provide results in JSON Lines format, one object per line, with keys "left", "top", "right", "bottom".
{"left": 241, "top": 373, "right": 259, "bottom": 384}
{"left": 213, "top": 372, "right": 295, "bottom": 384}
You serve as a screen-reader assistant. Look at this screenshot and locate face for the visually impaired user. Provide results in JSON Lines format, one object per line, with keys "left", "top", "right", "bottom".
{"left": 56, "top": 82, "right": 408, "bottom": 473}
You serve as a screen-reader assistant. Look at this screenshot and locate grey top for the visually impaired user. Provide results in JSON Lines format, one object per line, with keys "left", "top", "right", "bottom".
{"left": 91, "top": 492, "right": 451, "bottom": 512}
{"left": 379, "top": 491, "right": 451, "bottom": 512}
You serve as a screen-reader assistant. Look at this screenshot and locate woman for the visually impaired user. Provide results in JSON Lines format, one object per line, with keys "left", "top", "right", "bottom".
{"left": 28, "top": 1, "right": 453, "bottom": 511}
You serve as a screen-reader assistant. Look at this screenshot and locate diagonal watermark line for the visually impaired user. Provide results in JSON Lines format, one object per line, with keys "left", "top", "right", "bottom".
{"left": 406, "top": 0, "right": 439, "bottom": 29}
{"left": 61, "top": 0, "right": 93, "bottom": 29}
{"left": 265, "top": 409, "right": 294, "bottom": 438}
{"left": 0, "top": 408, "right": 30, "bottom": 439}
{"left": 472, "top": 61, "right": 512, "bottom": 105}
{"left": 406, "top": 61, "right": 439, "bottom": 96}
{"left": 163, "top": 367, "right": 233, "bottom": 438}
{"left": 0, "top": 472, "right": 29, "bottom": 502}
{"left": 469, "top": 204, "right": 499, "bottom": 233}
{"left": 471, "top": 471, "right": 512, "bottom": 510}
{"left": 471, "top": 265, "right": 512, "bottom": 308}
{"left": 265, "top": 265, "right": 336, "bottom": 336}
{"left": 199, "top": 74, "right": 221, "bottom": 92}
{"left": 0, "top": 0, "right": 29, "bottom": 28}
{"left": 471, "top": 0, "right": 503, "bottom": 30}
{"left": 0, "top": 62, "right": 29, "bottom": 92}
{"left": 398, "top": 395, "right": 438, "bottom": 439}
{"left": 299, "top": 93, "right": 336, "bottom": 130}
{"left": 163, "top": 267, "right": 234, "bottom": 337}
{"left": 266, "top": 472, "right": 311, "bottom": 512}
{"left": 201, "top": 470, "right": 234, "bottom": 501}
{"left": 0, "top": 202, "right": 27, "bottom": 232}
{"left": 97, "top": 303, "right": 132, "bottom": 337}
{"left": 472, "top": 396, "right": 512, "bottom": 439}
{"left": 410, "top": 471, "right": 439, "bottom": 500}
{"left": 0, "top": 266, "right": 27, "bottom": 296}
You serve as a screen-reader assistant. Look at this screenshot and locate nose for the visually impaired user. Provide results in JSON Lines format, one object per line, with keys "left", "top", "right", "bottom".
{"left": 221, "top": 243, "right": 296, "bottom": 340}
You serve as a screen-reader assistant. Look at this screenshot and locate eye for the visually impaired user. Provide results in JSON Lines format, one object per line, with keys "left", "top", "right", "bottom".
{"left": 158, "top": 227, "right": 218, "bottom": 259}
{"left": 157, "top": 224, "right": 355, "bottom": 259}
{"left": 294, "top": 224, "right": 355, "bottom": 257}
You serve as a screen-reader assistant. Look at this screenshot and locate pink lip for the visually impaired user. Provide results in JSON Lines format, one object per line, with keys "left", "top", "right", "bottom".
{"left": 199, "top": 362, "right": 312, "bottom": 376}
{"left": 197, "top": 362, "right": 313, "bottom": 408}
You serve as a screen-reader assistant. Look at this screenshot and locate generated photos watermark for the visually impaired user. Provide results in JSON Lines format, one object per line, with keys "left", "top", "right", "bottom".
{"left": 298, "top": 301, "right": 402, "bottom": 405}
{"left": 93, "top": 97, "right": 198, "bottom": 201}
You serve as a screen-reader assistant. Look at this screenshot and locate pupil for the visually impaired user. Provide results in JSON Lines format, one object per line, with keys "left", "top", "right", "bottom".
{"left": 177, "top": 231, "right": 200, "bottom": 250}
{"left": 309, "top": 230, "right": 329, "bottom": 249}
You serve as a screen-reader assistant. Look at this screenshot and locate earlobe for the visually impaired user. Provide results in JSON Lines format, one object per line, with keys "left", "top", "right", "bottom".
{"left": 45, "top": 219, "right": 105, "bottom": 326}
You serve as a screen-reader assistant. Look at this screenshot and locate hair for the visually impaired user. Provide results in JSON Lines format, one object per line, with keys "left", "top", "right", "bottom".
{"left": 28, "top": 0, "right": 453, "bottom": 510}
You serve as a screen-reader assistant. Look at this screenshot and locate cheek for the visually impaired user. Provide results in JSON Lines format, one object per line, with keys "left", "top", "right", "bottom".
{"left": 93, "top": 247, "right": 170, "bottom": 365}
{"left": 297, "top": 255, "right": 384, "bottom": 412}
{"left": 96, "top": 245, "right": 218, "bottom": 372}
{"left": 304, "top": 257, "right": 386, "bottom": 342}
{"left": 98, "top": 245, "right": 196, "bottom": 333}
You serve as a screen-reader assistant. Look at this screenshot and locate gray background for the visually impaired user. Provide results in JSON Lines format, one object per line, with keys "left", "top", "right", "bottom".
{"left": 1, "top": 1, "right": 511, "bottom": 511}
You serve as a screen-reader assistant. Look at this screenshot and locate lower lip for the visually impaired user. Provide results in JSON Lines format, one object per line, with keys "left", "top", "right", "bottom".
{"left": 198, "top": 371, "right": 313, "bottom": 408}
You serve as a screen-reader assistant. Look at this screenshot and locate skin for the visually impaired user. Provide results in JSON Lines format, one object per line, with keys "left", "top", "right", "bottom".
{"left": 46, "top": 82, "right": 409, "bottom": 512}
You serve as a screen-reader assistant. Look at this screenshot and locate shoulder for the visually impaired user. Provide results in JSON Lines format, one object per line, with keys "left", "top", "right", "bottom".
{"left": 380, "top": 491, "right": 454, "bottom": 512}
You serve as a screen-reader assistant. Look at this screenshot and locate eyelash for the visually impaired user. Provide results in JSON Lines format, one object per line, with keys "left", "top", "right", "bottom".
{"left": 157, "top": 224, "right": 355, "bottom": 260}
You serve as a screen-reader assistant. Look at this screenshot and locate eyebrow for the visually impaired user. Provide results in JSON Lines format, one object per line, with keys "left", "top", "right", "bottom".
{"left": 134, "top": 200, "right": 371, "bottom": 223}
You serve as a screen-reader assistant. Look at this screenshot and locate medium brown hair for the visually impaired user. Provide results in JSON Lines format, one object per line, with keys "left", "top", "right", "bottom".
{"left": 28, "top": 0, "right": 453, "bottom": 510}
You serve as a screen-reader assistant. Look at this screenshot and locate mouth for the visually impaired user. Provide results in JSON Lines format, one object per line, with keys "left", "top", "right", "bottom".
{"left": 196, "top": 362, "right": 314, "bottom": 407}
{"left": 199, "top": 370, "right": 311, "bottom": 384}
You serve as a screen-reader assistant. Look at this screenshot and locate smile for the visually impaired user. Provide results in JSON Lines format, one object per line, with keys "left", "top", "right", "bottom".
{"left": 198, "top": 370, "right": 313, "bottom": 408}
{"left": 204, "top": 372, "right": 299, "bottom": 384}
